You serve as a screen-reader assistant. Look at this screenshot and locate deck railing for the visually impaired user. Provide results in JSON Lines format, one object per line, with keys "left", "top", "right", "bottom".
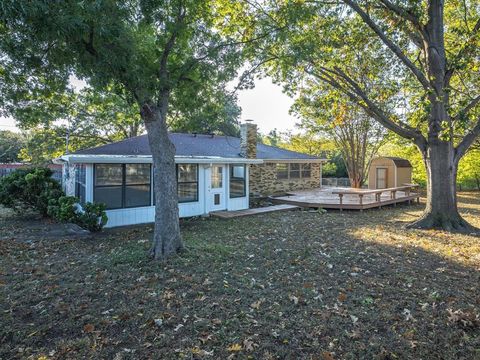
{"left": 331, "top": 184, "right": 420, "bottom": 210}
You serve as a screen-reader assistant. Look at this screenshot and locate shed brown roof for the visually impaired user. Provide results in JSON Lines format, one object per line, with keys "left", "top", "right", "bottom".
{"left": 384, "top": 157, "right": 412, "bottom": 168}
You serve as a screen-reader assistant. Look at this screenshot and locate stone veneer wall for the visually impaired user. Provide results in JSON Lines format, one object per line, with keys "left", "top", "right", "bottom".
{"left": 249, "top": 162, "right": 321, "bottom": 197}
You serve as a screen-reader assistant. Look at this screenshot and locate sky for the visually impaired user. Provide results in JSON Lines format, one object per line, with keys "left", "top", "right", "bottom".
{"left": 0, "top": 77, "right": 299, "bottom": 135}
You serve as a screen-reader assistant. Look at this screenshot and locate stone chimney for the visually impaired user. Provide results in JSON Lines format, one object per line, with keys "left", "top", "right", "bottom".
{"left": 240, "top": 120, "right": 257, "bottom": 158}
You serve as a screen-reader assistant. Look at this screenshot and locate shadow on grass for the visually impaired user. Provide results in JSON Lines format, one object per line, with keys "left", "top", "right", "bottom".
{"left": 1, "top": 204, "right": 479, "bottom": 359}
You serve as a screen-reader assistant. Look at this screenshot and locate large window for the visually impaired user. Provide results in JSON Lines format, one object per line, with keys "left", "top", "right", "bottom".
{"left": 177, "top": 164, "right": 198, "bottom": 203}
{"left": 230, "top": 165, "right": 246, "bottom": 198}
{"left": 276, "top": 163, "right": 312, "bottom": 180}
{"left": 94, "top": 164, "right": 151, "bottom": 209}
{"left": 75, "top": 164, "right": 86, "bottom": 204}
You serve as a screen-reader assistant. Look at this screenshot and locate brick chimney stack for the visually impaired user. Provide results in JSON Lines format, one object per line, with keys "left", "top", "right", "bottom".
{"left": 240, "top": 120, "right": 257, "bottom": 159}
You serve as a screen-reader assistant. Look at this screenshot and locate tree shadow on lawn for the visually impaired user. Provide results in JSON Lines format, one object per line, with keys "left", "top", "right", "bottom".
{"left": 457, "top": 192, "right": 480, "bottom": 219}
{"left": 1, "top": 206, "right": 479, "bottom": 359}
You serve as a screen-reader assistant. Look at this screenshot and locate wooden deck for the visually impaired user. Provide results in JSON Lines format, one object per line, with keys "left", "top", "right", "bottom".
{"left": 211, "top": 204, "right": 300, "bottom": 218}
{"left": 271, "top": 187, "right": 420, "bottom": 211}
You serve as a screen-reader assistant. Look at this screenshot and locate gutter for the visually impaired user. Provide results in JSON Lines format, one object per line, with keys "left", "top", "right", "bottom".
{"left": 58, "top": 154, "right": 264, "bottom": 165}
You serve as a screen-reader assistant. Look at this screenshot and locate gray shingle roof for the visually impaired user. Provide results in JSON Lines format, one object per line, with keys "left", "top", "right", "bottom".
{"left": 72, "top": 133, "right": 320, "bottom": 160}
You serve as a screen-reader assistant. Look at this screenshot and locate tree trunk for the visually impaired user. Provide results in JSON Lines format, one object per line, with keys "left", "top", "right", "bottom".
{"left": 408, "top": 141, "right": 474, "bottom": 232}
{"left": 143, "top": 104, "right": 183, "bottom": 260}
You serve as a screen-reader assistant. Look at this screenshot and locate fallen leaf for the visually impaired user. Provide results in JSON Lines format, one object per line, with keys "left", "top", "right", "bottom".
{"left": 322, "top": 351, "right": 335, "bottom": 360}
{"left": 83, "top": 324, "right": 95, "bottom": 333}
{"left": 250, "top": 299, "right": 263, "bottom": 310}
{"left": 227, "top": 343, "right": 242, "bottom": 352}
{"left": 243, "top": 339, "right": 257, "bottom": 352}
{"left": 289, "top": 294, "right": 299, "bottom": 305}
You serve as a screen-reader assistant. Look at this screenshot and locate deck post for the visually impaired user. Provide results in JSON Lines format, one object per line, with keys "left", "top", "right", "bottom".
{"left": 339, "top": 194, "right": 343, "bottom": 211}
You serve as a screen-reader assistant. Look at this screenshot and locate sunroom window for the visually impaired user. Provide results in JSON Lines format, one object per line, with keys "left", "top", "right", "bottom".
{"left": 94, "top": 164, "right": 151, "bottom": 209}
{"left": 177, "top": 164, "right": 198, "bottom": 203}
{"left": 230, "top": 165, "right": 246, "bottom": 198}
{"left": 74, "top": 164, "right": 86, "bottom": 204}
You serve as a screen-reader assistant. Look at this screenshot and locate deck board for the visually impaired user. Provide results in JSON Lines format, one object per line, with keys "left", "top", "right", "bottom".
{"left": 271, "top": 187, "right": 420, "bottom": 210}
{"left": 211, "top": 204, "right": 300, "bottom": 218}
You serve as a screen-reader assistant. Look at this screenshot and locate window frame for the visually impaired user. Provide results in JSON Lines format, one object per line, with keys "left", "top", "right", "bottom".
{"left": 301, "top": 163, "right": 312, "bottom": 178}
{"left": 94, "top": 163, "right": 152, "bottom": 210}
{"left": 229, "top": 164, "right": 246, "bottom": 198}
{"left": 276, "top": 163, "right": 313, "bottom": 180}
{"left": 75, "top": 164, "right": 87, "bottom": 204}
{"left": 176, "top": 164, "right": 199, "bottom": 203}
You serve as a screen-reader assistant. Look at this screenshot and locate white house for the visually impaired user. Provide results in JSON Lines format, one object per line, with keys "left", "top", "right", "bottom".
{"left": 58, "top": 122, "right": 324, "bottom": 227}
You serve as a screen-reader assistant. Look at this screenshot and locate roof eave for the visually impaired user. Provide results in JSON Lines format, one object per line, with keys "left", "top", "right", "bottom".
{"left": 60, "top": 154, "right": 263, "bottom": 164}
{"left": 261, "top": 158, "right": 328, "bottom": 163}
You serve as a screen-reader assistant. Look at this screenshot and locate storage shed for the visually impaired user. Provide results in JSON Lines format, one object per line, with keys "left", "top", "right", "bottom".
{"left": 368, "top": 157, "right": 412, "bottom": 189}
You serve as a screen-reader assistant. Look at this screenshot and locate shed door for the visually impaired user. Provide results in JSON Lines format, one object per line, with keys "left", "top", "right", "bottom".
{"left": 376, "top": 168, "right": 388, "bottom": 189}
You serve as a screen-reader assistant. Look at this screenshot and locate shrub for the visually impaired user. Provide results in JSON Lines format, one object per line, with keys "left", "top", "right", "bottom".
{"left": 0, "top": 167, "right": 107, "bottom": 232}
{"left": 0, "top": 167, "right": 62, "bottom": 214}
{"left": 76, "top": 202, "right": 108, "bottom": 232}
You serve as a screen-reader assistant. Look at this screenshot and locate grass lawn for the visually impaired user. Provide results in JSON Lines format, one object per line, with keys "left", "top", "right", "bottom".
{"left": 1, "top": 193, "right": 479, "bottom": 359}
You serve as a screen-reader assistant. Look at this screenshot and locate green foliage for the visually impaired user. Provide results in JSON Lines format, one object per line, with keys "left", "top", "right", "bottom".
{"left": 457, "top": 150, "right": 480, "bottom": 191}
{"left": 47, "top": 196, "right": 78, "bottom": 222}
{"left": 76, "top": 202, "right": 108, "bottom": 232}
{"left": 0, "top": 167, "right": 63, "bottom": 215}
{"left": 0, "top": 168, "right": 107, "bottom": 231}
{"left": 0, "top": 130, "right": 26, "bottom": 163}
{"left": 322, "top": 162, "right": 337, "bottom": 177}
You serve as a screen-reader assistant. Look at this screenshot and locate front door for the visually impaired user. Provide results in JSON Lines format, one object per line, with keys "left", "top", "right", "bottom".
{"left": 376, "top": 168, "right": 388, "bottom": 189}
{"left": 208, "top": 165, "right": 226, "bottom": 211}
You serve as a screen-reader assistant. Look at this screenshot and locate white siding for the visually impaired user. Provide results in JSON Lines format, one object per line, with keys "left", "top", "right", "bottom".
{"left": 66, "top": 161, "right": 250, "bottom": 228}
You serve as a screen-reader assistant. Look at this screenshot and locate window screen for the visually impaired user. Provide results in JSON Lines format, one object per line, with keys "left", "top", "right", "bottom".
{"left": 230, "top": 165, "right": 246, "bottom": 198}
{"left": 94, "top": 164, "right": 151, "bottom": 209}
{"left": 177, "top": 164, "right": 198, "bottom": 203}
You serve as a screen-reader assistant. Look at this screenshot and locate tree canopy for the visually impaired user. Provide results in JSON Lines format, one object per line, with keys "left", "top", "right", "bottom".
{"left": 0, "top": 0, "right": 254, "bottom": 258}
{"left": 243, "top": 0, "right": 480, "bottom": 231}
{"left": 0, "top": 130, "right": 26, "bottom": 163}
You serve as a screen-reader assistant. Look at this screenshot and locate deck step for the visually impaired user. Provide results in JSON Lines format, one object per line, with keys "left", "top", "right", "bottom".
{"left": 211, "top": 204, "right": 300, "bottom": 219}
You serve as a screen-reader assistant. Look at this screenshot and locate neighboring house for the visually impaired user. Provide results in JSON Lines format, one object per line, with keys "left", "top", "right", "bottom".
{"left": 0, "top": 163, "right": 62, "bottom": 182}
{"left": 58, "top": 121, "right": 325, "bottom": 227}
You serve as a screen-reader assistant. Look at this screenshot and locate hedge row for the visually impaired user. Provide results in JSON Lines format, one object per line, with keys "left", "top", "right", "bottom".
{"left": 0, "top": 167, "right": 107, "bottom": 232}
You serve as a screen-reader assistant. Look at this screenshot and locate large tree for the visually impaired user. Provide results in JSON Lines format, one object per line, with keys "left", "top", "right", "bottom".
{"left": 0, "top": 0, "right": 250, "bottom": 259}
{"left": 292, "top": 88, "right": 386, "bottom": 188}
{"left": 248, "top": 0, "right": 480, "bottom": 232}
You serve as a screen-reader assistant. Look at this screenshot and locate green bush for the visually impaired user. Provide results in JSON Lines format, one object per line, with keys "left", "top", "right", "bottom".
{"left": 0, "top": 167, "right": 107, "bottom": 232}
{"left": 76, "top": 202, "right": 108, "bottom": 232}
{"left": 0, "top": 167, "right": 62, "bottom": 215}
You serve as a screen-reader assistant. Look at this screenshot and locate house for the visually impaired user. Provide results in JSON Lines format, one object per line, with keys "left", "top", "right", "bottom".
{"left": 58, "top": 121, "right": 325, "bottom": 227}
{"left": 368, "top": 157, "right": 412, "bottom": 189}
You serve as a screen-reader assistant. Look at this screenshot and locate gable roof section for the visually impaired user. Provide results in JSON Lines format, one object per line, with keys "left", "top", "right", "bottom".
{"left": 72, "top": 133, "right": 320, "bottom": 160}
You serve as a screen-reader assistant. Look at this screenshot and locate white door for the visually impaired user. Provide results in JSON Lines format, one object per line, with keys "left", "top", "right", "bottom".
{"left": 208, "top": 165, "right": 226, "bottom": 211}
{"left": 376, "top": 168, "right": 388, "bottom": 189}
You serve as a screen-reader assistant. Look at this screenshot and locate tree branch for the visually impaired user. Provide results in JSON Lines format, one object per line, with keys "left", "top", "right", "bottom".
{"left": 454, "top": 94, "right": 480, "bottom": 121}
{"left": 342, "top": 0, "right": 431, "bottom": 91}
{"left": 455, "top": 117, "right": 480, "bottom": 161}
{"left": 305, "top": 66, "right": 426, "bottom": 146}
{"left": 377, "top": 0, "right": 423, "bottom": 30}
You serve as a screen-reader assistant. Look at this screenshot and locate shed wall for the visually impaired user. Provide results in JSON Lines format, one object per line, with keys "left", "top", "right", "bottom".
{"left": 368, "top": 158, "right": 395, "bottom": 189}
